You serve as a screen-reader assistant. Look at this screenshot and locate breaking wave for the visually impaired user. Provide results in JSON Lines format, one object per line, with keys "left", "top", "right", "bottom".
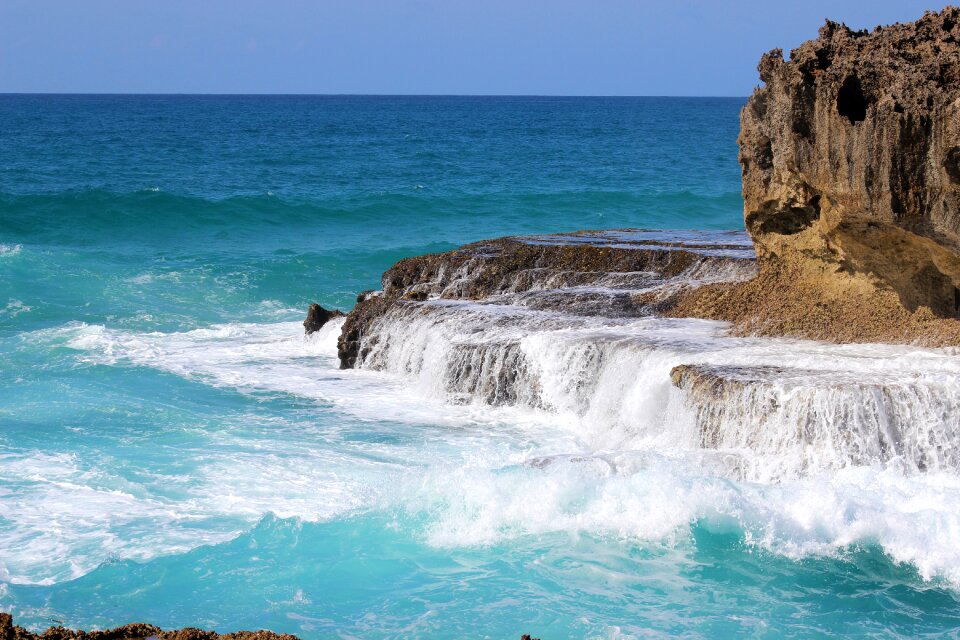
{"left": 10, "top": 316, "right": 952, "bottom": 590}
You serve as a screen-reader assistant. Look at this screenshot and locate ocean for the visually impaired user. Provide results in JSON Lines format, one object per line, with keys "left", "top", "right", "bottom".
{"left": 1, "top": 95, "right": 958, "bottom": 638}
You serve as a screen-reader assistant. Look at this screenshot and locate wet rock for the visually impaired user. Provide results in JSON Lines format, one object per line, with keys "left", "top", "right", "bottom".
{"left": 669, "top": 363, "right": 958, "bottom": 472}
{"left": 676, "top": 8, "right": 960, "bottom": 345}
{"left": 337, "top": 294, "right": 388, "bottom": 369}
{"left": 0, "top": 614, "right": 539, "bottom": 640}
{"left": 303, "top": 303, "right": 344, "bottom": 335}
{"left": 0, "top": 614, "right": 298, "bottom": 640}
{"left": 335, "top": 232, "right": 755, "bottom": 369}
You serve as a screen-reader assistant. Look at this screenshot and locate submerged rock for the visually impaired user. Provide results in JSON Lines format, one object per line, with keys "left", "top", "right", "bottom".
{"left": 676, "top": 8, "right": 960, "bottom": 345}
{"left": 303, "top": 303, "right": 344, "bottom": 335}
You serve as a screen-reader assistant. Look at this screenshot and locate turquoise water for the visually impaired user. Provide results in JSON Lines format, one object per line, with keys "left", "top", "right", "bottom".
{"left": 1, "top": 95, "right": 958, "bottom": 638}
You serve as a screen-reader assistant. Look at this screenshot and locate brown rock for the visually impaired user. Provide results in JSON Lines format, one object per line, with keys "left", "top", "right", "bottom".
{"left": 1, "top": 614, "right": 13, "bottom": 640}
{"left": 684, "top": 8, "right": 960, "bottom": 345}
{"left": 0, "top": 614, "right": 539, "bottom": 640}
{"left": 303, "top": 303, "right": 344, "bottom": 335}
{"left": 0, "top": 615, "right": 298, "bottom": 640}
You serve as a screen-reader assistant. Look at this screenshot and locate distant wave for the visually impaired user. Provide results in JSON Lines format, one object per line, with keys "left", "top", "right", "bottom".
{"left": 0, "top": 189, "right": 330, "bottom": 238}
{"left": 0, "top": 187, "right": 744, "bottom": 245}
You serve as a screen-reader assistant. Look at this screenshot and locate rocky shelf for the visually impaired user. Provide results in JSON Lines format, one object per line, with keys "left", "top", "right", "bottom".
{"left": 310, "top": 223, "right": 960, "bottom": 479}
{"left": 335, "top": 229, "right": 758, "bottom": 368}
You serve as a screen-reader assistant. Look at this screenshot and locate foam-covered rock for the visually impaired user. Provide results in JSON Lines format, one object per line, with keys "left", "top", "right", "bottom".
{"left": 303, "top": 303, "right": 344, "bottom": 335}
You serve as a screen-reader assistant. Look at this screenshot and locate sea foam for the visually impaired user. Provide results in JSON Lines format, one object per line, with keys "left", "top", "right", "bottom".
{"left": 40, "top": 317, "right": 960, "bottom": 589}
{"left": 0, "top": 243, "right": 22, "bottom": 258}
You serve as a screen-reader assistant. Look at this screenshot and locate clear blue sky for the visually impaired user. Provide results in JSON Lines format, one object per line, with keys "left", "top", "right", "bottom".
{"left": 0, "top": 0, "right": 942, "bottom": 95}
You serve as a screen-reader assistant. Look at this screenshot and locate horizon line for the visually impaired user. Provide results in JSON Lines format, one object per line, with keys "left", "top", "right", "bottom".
{"left": 0, "top": 91, "right": 750, "bottom": 99}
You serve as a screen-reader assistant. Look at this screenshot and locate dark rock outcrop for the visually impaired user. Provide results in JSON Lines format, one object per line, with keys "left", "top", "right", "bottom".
{"left": 337, "top": 232, "right": 755, "bottom": 368}
{"left": 676, "top": 8, "right": 960, "bottom": 345}
{"left": 0, "top": 614, "right": 299, "bottom": 640}
{"left": 303, "top": 303, "right": 344, "bottom": 335}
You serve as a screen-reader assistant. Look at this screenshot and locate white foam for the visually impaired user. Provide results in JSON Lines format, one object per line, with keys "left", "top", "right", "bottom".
{"left": 127, "top": 271, "right": 187, "bottom": 285}
{"left": 11, "top": 312, "right": 960, "bottom": 589}
{"left": 0, "top": 243, "right": 22, "bottom": 258}
{"left": 325, "top": 295, "right": 960, "bottom": 586}
{"left": 5, "top": 319, "right": 568, "bottom": 583}
{"left": 392, "top": 449, "right": 960, "bottom": 584}
{"left": 58, "top": 318, "right": 559, "bottom": 430}
{"left": 1, "top": 300, "right": 31, "bottom": 318}
{"left": 356, "top": 300, "right": 960, "bottom": 477}
{"left": 0, "top": 450, "right": 232, "bottom": 585}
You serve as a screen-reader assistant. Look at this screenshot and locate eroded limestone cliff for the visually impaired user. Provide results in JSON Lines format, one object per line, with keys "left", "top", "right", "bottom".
{"left": 675, "top": 7, "right": 960, "bottom": 344}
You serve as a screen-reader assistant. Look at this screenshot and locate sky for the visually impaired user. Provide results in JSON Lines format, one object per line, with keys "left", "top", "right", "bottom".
{"left": 0, "top": 0, "right": 943, "bottom": 96}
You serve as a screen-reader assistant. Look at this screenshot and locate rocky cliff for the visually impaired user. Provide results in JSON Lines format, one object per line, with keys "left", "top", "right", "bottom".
{"left": 675, "top": 7, "right": 960, "bottom": 344}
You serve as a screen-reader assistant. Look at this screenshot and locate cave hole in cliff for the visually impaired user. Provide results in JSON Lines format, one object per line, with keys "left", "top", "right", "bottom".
{"left": 754, "top": 195, "right": 822, "bottom": 236}
{"left": 945, "top": 147, "right": 960, "bottom": 184}
{"left": 837, "top": 75, "right": 868, "bottom": 124}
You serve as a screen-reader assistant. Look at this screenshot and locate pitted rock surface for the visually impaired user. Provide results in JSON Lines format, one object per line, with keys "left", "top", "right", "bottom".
{"left": 674, "top": 8, "right": 960, "bottom": 345}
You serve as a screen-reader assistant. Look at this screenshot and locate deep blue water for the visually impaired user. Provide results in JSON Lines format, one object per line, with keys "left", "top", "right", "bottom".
{"left": 1, "top": 95, "right": 958, "bottom": 639}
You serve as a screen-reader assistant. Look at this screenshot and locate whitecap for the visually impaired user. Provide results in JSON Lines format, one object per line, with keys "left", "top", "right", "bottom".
{"left": 0, "top": 243, "right": 22, "bottom": 258}
{"left": 1, "top": 299, "right": 31, "bottom": 318}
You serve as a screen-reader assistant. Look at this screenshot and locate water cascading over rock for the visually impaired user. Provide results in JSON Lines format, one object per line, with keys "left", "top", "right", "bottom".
{"left": 326, "top": 10, "right": 960, "bottom": 479}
